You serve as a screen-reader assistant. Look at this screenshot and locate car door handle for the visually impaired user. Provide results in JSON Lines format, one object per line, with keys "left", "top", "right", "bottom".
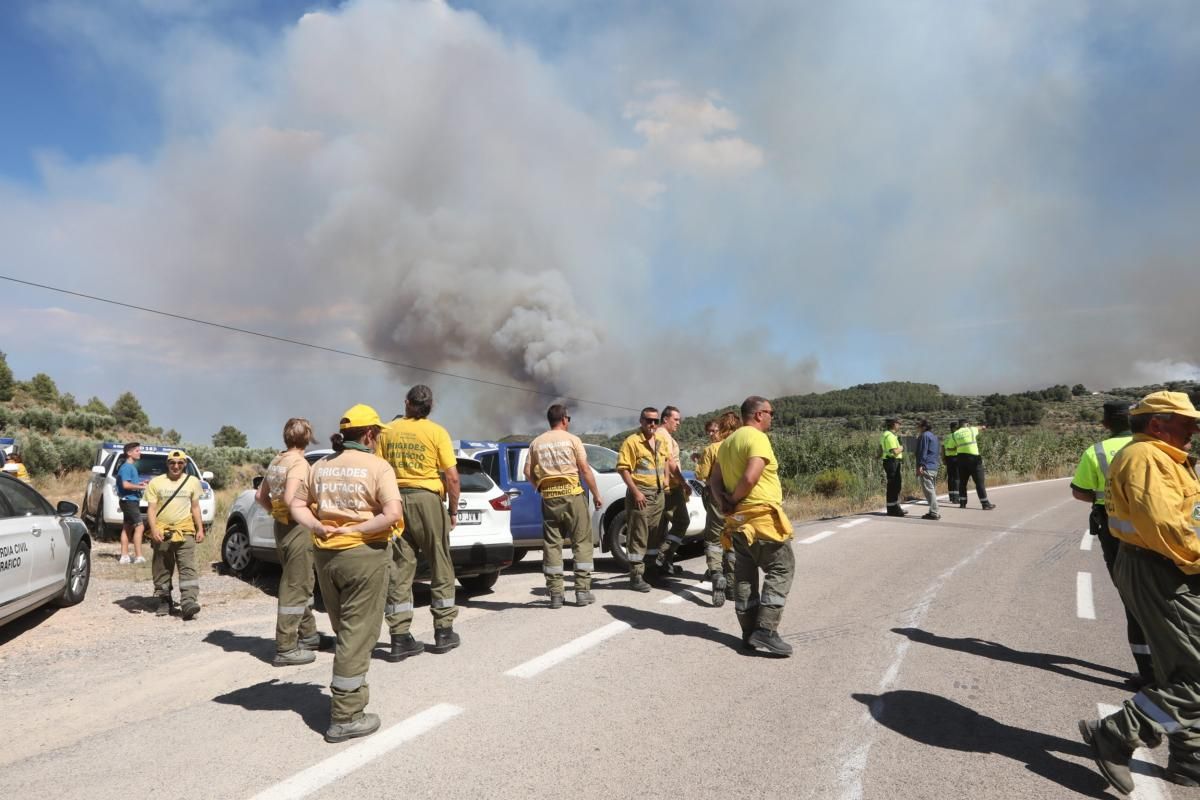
{"left": 506, "top": 489, "right": 521, "bottom": 499}
{"left": 31, "top": 525, "right": 42, "bottom": 536}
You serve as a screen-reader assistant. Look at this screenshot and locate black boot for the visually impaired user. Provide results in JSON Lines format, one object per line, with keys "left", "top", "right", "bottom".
{"left": 386, "top": 633, "right": 425, "bottom": 662}
{"left": 429, "top": 627, "right": 461, "bottom": 654}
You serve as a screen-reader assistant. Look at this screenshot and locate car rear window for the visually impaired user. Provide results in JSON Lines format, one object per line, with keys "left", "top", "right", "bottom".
{"left": 458, "top": 459, "right": 495, "bottom": 493}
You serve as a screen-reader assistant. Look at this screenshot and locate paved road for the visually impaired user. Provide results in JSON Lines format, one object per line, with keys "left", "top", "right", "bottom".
{"left": 0, "top": 478, "right": 1186, "bottom": 799}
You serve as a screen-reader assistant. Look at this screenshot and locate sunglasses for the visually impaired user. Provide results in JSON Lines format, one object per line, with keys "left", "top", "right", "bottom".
{"left": 641, "top": 418, "right": 660, "bottom": 425}
{"left": 564, "top": 415, "right": 572, "bottom": 422}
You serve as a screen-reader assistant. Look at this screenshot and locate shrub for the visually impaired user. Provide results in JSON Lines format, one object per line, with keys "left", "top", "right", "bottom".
{"left": 53, "top": 436, "right": 97, "bottom": 472}
{"left": 812, "top": 468, "right": 855, "bottom": 497}
{"left": 19, "top": 407, "right": 62, "bottom": 433}
{"left": 18, "top": 433, "right": 61, "bottom": 477}
{"left": 62, "top": 411, "right": 118, "bottom": 434}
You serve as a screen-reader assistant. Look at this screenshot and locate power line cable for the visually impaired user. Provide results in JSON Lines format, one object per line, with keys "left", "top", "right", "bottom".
{"left": 0, "top": 274, "right": 641, "bottom": 413}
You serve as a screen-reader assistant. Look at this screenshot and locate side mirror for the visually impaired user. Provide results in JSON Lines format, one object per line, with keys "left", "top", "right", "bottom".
{"left": 252, "top": 476, "right": 263, "bottom": 490}
{"left": 201, "top": 471, "right": 214, "bottom": 481}
{"left": 57, "top": 500, "right": 79, "bottom": 516}
{"left": 92, "top": 465, "right": 106, "bottom": 475}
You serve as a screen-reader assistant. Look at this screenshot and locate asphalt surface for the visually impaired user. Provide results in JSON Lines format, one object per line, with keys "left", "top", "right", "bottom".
{"left": 1, "top": 477, "right": 1191, "bottom": 799}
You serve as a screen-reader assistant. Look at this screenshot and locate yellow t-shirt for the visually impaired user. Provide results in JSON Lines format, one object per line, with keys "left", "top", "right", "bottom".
{"left": 528, "top": 429, "right": 587, "bottom": 498}
{"left": 14, "top": 463, "right": 31, "bottom": 484}
{"left": 296, "top": 449, "right": 402, "bottom": 550}
{"left": 376, "top": 417, "right": 456, "bottom": 496}
{"left": 616, "top": 432, "right": 668, "bottom": 490}
{"left": 695, "top": 441, "right": 721, "bottom": 482}
{"left": 658, "top": 429, "right": 684, "bottom": 489}
{"left": 145, "top": 474, "right": 202, "bottom": 540}
{"left": 718, "top": 426, "right": 783, "bottom": 507}
{"left": 265, "top": 450, "right": 309, "bottom": 524}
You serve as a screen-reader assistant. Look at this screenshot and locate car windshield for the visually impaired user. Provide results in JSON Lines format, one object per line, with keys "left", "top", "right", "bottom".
{"left": 584, "top": 445, "right": 618, "bottom": 474}
{"left": 458, "top": 459, "right": 494, "bottom": 493}
{"left": 116, "top": 454, "right": 200, "bottom": 480}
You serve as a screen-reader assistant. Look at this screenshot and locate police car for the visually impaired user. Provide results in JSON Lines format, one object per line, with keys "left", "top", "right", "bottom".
{"left": 221, "top": 450, "right": 513, "bottom": 593}
{"left": 81, "top": 443, "right": 215, "bottom": 538}
{"left": 0, "top": 471, "right": 91, "bottom": 628}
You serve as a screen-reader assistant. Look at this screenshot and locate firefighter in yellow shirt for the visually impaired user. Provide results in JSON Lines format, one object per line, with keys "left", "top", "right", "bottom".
{"left": 145, "top": 450, "right": 205, "bottom": 620}
{"left": 651, "top": 405, "right": 692, "bottom": 580}
{"left": 255, "top": 417, "right": 324, "bottom": 667}
{"left": 616, "top": 407, "right": 670, "bottom": 592}
{"left": 376, "top": 384, "right": 462, "bottom": 658}
{"left": 708, "top": 396, "right": 794, "bottom": 657}
{"left": 696, "top": 411, "right": 740, "bottom": 607}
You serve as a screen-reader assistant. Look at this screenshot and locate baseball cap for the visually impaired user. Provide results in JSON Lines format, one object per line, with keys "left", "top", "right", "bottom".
{"left": 1102, "top": 400, "right": 1131, "bottom": 416}
{"left": 168, "top": 449, "right": 188, "bottom": 460}
{"left": 340, "top": 404, "right": 383, "bottom": 430}
{"left": 1130, "top": 391, "right": 1200, "bottom": 419}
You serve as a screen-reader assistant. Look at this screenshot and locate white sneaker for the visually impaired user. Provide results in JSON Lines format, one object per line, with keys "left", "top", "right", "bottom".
{"left": 118, "top": 555, "right": 132, "bottom": 565}
{"left": 133, "top": 556, "right": 146, "bottom": 564}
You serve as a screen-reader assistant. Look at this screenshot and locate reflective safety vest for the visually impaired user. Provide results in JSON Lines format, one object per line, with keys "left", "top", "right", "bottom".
{"left": 943, "top": 436, "right": 958, "bottom": 457}
{"left": 1073, "top": 434, "right": 1132, "bottom": 506}
{"left": 880, "top": 430, "right": 902, "bottom": 460}
{"left": 953, "top": 426, "right": 981, "bottom": 456}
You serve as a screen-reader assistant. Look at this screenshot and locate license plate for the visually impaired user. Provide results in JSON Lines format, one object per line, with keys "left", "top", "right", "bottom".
{"left": 456, "top": 510, "right": 482, "bottom": 525}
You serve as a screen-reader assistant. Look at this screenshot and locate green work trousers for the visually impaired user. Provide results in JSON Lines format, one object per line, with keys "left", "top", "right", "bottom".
{"left": 542, "top": 493, "right": 593, "bottom": 594}
{"left": 152, "top": 534, "right": 198, "bottom": 605}
{"left": 274, "top": 520, "right": 317, "bottom": 653}
{"left": 1101, "top": 544, "right": 1200, "bottom": 772}
{"left": 625, "top": 488, "right": 664, "bottom": 579}
{"left": 702, "top": 489, "right": 734, "bottom": 580}
{"left": 386, "top": 489, "right": 458, "bottom": 633}
{"left": 315, "top": 542, "right": 388, "bottom": 724}
{"left": 732, "top": 532, "right": 795, "bottom": 634}
{"left": 653, "top": 487, "right": 690, "bottom": 563}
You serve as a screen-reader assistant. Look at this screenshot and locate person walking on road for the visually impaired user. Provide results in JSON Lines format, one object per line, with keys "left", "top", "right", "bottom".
{"left": 377, "top": 385, "right": 462, "bottom": 659}
{"left": 1078, "top": 391, "right": 1200, "bottom": 793}
{"left": 1071, "top": 400, "right": 1153, "bottom": 688}
{"left": 652, "top": 405, "right": 691, "bottom": 579}
{"left": 256, "top": 417, "right": 324, "bottom": 667}
{"left": 708, "top": 396, "right": 795, "bottom": 656}
{"left": 953, "top": 420, "right": 995, "bottom": 510}
{"left": 943, "top": 422, "right": 960, "bottom": 505}
{"left": 525, "top": 404, "right": 603, "bottom": 608}
{"left": 116, "top": 442, "right": 148, "bottom": 564}
{"left": 695, "top": 411, "right": 740, "bottom": 606}
{"left": 881, "top": 418, "right": 906, "bottom": 517}
{"left": 915, "top": 419, "right": 940, "bottom": 520}
{"left": 145, "top": 449, "right": 205, "bottom": 619}
{"left": 616, "top": 407, "right": 670, "bottom": 592}
{"left": 290, "top": 404, "right": 402, "bottom": 744}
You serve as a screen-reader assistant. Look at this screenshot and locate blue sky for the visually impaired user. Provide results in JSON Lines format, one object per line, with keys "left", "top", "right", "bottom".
{"left": 2, "top": 0, "right": 1199, "bottom": 446}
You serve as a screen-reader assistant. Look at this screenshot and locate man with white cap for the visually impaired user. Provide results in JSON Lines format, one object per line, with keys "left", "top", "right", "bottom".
{"left": 1078, "top": 391, "right": 1200, "bottom": 793}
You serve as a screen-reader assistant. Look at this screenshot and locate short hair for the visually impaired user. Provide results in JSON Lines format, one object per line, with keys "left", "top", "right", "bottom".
{"left": 884, "top": 418, "right": 898, "bottom": 428}
{"left": 406, "top": 384, "right": 434, "bottom": 419}
{"left": 123, "top": 441, "right": 140, "bottom": 455}
{"left": 953, "top": 420, "right": 964, "bottom": 429}
{"left": 917, "top": 418, "right": 930, "bottom": 430}
{"left": 662, "top": 405, "right": 680, "bottom": 420}
{"left": 640, "top": 406, "right": 659, "bottom": 421}
{"left": 704, "top": 418, "right": 719, "bottom": 430}
{"left": 717, "top": 410, "right": 740, "bottom": 438}
{"left": 547, "top": 404, "right": 568, "bottom": 426}
{"left": 740, "top": 396, "right": 768, "bottom": 421}
{"left": 283, "top": 418, "right": 314, "bottom": 450}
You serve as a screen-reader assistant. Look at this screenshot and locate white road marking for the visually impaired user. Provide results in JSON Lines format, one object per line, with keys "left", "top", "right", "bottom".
{"left": 1077, "top": 572, "right": 1096, "bottom": 620}
{"left": 1097, "top": 703, "right": 1169, "bottom": 800}
{"left": 248, "top": 703, "right": 463, "bottom": 800}
{"left": 1080, "top": 529, "right": 1094, "bottom": 551}
{"left": 834, "top": 501, "right": 1069, "bottom": 800}
{"left": 504, "top": 621, "right": 631, "bottom": 678}
{"left": 800, "top": 530, "right": 837, "bottom": 545}
{"left": 838, "top": 518, "right": 870, "bottom": 529}
{"left": 661, "top": 581, "right": 710, "bottom": 604}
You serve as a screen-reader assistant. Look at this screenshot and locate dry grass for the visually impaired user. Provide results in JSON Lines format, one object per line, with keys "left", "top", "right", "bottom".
{"left": 30, "top": 470, "right": 91, "bottom": 508}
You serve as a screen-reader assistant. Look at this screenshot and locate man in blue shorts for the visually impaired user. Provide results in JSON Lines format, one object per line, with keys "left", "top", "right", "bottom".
{"left": 117, "top": 442, "right": 148, "bottom": 564}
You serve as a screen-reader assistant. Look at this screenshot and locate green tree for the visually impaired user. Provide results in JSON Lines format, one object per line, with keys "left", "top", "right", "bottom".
{"left": 0, "top": 351, "right": 13, "bottom": 402}
{"left": 1072, "top": 384, "right": 1088, "bottom": 396}
{"left": 164, "top": 428, "right": 182, "bottom": 445}
{"left": 83, "top": 396, "right": 110, "bottom": 415}
{"left": 58, "top": 392, "right": 78, "bottom": 412}
{"left": 212, "top": 425, "right": 248, "bottom": 448}
{"left": 111, "top": 391, "right": 150, "bottom": 430}
{"left": 29, "top": 372, "right": 58, "bottom": 404}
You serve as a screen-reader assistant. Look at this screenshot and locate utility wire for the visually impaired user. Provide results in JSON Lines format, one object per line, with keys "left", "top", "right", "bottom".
{"left": 0, "top": 274, "right": 641, "bottom": 413}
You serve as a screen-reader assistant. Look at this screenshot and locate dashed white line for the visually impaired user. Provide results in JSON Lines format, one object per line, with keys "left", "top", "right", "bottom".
{"left": 1097, "top": 703, "right": 1169, "bottom": 800}
{"left": 838, "top": 518, "right": 870, "bottom": 529}
{"left": 504, "top": 620, "right": 631, "bottom": 678}
{"left": 248, "top": 703, "right": 463, "bottom": 800}
{"left": 800, "top": 530, "right": 837, "bottom": 545}
{"left": 1080, "top": 529, "right": 1093, "bottom": 551}
{"left": 661, "top": 580, "right": 710, "bottom": 604}
{"left": 1077, "top": 572, "right": 1096, "bottom": 620}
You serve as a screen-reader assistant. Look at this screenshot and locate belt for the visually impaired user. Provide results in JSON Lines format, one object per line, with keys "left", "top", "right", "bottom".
{"left": 398, "top": 487, "right": 440, "bottom": 496}
{"left": 1119, "top": 542, "right": 1182, "bottom": 572}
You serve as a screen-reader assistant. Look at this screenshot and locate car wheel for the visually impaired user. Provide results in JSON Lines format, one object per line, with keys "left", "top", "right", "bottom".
{"left": 221, "top": 523, "right": 258, "bottom": 578}
{"left": 55, "top": 541, "right": 91, "bottom": 607}
{"left": 605, "top": 510, "right": 631, "bottom": 571}
{"left": 458, "top": 571, "right": 500, "bottom": 594}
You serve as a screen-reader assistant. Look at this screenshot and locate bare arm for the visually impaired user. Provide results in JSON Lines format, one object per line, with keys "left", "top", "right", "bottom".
{"left": 444, "top": 467, "right": 460, "bottom": 530}
{"left": 192, "top": 496, "right": 205, "bottom": 543}
{"left": 254, "top": 478, "right": 272, "bottom": 512}
{"left": 578, "top": 451, "right": 602, "bottom": 510}
{"left": 708, "top": 462, "right": 733, "bottom": 514}
{"left": 146, "top": 501, "right": 162, "bottom": 543}
{"left": 730, "top": 457, "right": 767, "bottom": 507}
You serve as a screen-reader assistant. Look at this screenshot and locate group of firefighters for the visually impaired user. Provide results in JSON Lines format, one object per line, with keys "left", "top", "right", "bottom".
{"left": 117, "top": 381, "right": 1200, "bottom": 785}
